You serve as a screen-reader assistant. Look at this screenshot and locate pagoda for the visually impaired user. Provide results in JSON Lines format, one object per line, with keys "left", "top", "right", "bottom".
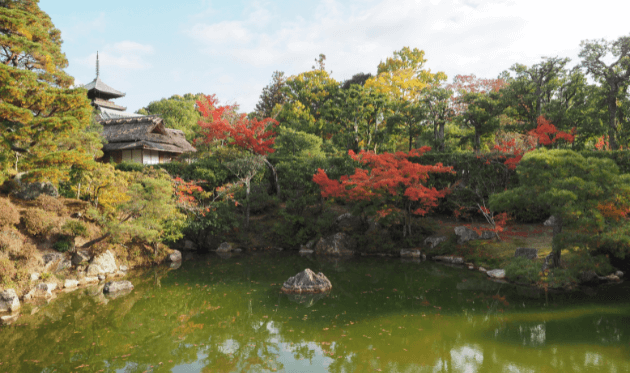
{"left": 83, "top": 52, "right": 139, "bottom": 119}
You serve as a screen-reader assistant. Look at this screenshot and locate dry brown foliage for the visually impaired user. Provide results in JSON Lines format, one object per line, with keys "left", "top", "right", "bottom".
{"left": 0, "top": 197, "right": 20, "bottom": 228}
{"left": 21, "top": 208, "right": 60, "bottom": 237}
{"left": 34, "top": 195, "right": 68, "bottom": 216}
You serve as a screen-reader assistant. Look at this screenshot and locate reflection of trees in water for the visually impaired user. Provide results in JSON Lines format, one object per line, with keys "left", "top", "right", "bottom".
{"left": 286, "top": 292, "right": 330, "bottom": 308}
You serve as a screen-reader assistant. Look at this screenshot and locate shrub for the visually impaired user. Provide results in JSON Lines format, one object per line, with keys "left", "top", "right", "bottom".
{"left": 53, "top": 239, "right": 72, "bottom": 253}
{"left": 0, "top": 228, "right": 24, "bottom": 257}
{"left": 22, "top": 208, "right": 59, "bottom": 237}
{"left": 115, "top": 161, "right": 145, "bottom": 172}
{"left": 61, "top": 219, "right": 88, "bottom": 238}
{"left": 0, "top": 197, "right": 20, "bottom": 227}
{"left": 0, "top": 256, "right": 16, "bottom": 285}
{"left": 504, "top": 257, "right": 542, "bottom": 284}
{"left": 34, "top": 195, "right": 68, "bottom": 216}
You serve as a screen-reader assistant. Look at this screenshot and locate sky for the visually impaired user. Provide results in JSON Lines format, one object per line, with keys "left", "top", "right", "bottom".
{"left": 40, "top": 0, "right": 630, "bottom": 114}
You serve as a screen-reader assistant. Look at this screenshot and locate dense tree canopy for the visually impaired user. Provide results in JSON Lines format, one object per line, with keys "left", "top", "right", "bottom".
{"left": 0, "top": 0, "right": 101, "bottom": 183}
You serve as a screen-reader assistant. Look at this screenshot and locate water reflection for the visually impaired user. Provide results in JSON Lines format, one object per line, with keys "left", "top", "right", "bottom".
{"left": 0, "top": 254, "right": 628, "bottom": 373}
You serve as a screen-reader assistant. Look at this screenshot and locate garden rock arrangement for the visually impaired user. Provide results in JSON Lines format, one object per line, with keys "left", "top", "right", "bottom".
{"left": 314, "top": 233, "right": 355, "bottom": 256}
{"left": 14, "top": 179, "right": 59, "bottom": 200}
{"left": 281, "top": 269, "right": 332, "bottom": 294}
{"left": 454, "top": 226, "right": 495, "bottom": 244}
{"left": 432, "top": 255, "right": 465, "bottom": 264}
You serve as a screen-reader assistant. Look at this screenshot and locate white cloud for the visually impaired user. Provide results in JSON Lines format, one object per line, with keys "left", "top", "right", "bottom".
{"left": 75, "top": 41, "right": 155, "bottom": 72}
{"left": 186, "top": 0, "right": 630, "bottom": 111}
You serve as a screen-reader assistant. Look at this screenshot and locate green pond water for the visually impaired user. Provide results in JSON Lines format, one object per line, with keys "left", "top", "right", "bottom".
{"left": 1, "top": 253, "right": 629, "bottom": 373}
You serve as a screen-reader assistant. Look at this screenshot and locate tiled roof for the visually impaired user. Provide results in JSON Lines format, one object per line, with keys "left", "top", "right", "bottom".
{"left": 83, "top": 77, "right": 125, "bottom": 98}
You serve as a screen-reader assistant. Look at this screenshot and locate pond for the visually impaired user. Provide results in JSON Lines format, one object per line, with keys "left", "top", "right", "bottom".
{"left": 1, "top": 253, "right": 629, "bottom": 372}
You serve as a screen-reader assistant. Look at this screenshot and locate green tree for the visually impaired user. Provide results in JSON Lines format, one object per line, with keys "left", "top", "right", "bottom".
{"left": 579, "top": 35, "right": 630, "bottom": 149}
{"left": 0, "top": 0, "right": 102, "bottom": 183}
{"left": 489, "top": 149, "right": 630, "bottom": 267}
{"left": 455, "top": 91, "right": 503, "bottom": 151}
{"left": 137, "top": 93, "right": 205, "bottom": 142}
{"left": 254, "top": 71, "right": 287, "bottom": 119}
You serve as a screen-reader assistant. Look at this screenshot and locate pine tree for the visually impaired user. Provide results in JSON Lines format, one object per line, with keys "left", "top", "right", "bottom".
{"left": 0, "top": 0, "right": 102, "bottom": 184}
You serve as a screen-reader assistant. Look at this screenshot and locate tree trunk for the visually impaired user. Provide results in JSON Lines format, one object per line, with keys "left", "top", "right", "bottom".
{"left": 551, "top": 215, "right": 563, "bottom": 268}
{"left": 474, "top": 127, "right": 481, "bottom": 152}
{"left": 607, "top": 94, "right": 619, "bottom": 150}
{"left": 438, "top": 121, "right": 445, "bottom": 151}
{"left": 263, "top": 158, "right": 281, "bottom": 198}
{"left": 245, "top": 180, "right": 250, "bottom": 229}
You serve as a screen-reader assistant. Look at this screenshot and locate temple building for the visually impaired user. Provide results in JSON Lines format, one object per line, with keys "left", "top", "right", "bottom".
{"left": 85, "top": 53, "right": 195, "bottom": 164}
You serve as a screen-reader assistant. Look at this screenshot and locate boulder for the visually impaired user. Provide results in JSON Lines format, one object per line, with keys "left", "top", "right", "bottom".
{"left": 0, "top": 289, "right": 20, "bottom": 312}
{"left": 63, "top": 279, "right": 79, "bottom": 289}
{"left": 25, "top": 283, "right": 57, "bottom": 299}
{"left": 602, "top": 274, "right": 620, "bottom": 282}
{"left": 514, "top": 248, "right": 538, "bottom": 260}
{"left": 43, "top": 252, "right": 63, "bottom": 271}
{"left": 314, "top": 233, "right": 355, "bottom": 256}
{"left": 479, "top": 231, "right": 497, "bottom": 240}
{"left": 400, "top": 249, "right": 421, "bottom": 258}
{"left": 169, "top": 260, "right": 182, "bottom": 269}
{"left": 454, "top": 226, "right": 479, "bottom": 244}
{"left": 335, "top": 213, "right": 363, "bottom": 232}
{"left": 486, "top": 269, "right": 506, "bottom": 279}
{"left": 87, "top": 250, "right": 118, "bottom": 276}
{"left": 167, "top": 250, "right": 182, "bottom": 263}
{"left": 184, "top": 240, "right": 197, "bottom": 251}
{"left": 433, "top": 255, "right": 465, "bottom": 264}
{"left": 216, "top": 242, "right": 234, "bottom": 253}
{"left": 424, "top": 236, "right": 447, "bottom": 249}
{"left": 71, "top": 250, "right": 91, "bottom": 265}
{"left": 55, "top": 259, "right": 72, "bottom": 273}
{"left": 82, "top": 276, "right": 99, "bottom": 285}
{"left": 281, "top": 269, "right": 332, "bottom": 294}
{"left": 543, "top": 215, "right": 557, "bottom": 227}
{"left": 103, "top": 280, "right": 134, "bottom": 294}
{"left": 14, "top": 180, "right": 59, "bottom": 200}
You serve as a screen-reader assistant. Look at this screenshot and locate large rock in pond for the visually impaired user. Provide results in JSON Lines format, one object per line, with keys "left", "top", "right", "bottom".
{"left": 514, "top": 247, "right": 538, "bottom": 260}
{"left": 0, "top": 289, "right": 20, "bottom": 312}
{"left": 314, "top": 233, "right": 355, "bottom": 256}
{"left": 87, "top": 250, "right": 118, "bottom": 276}
{"left": 103, "top": 281, "right": 134, "bottom": 294}
{"left": 281, "top": 269, "right": 332, "bottom": 294}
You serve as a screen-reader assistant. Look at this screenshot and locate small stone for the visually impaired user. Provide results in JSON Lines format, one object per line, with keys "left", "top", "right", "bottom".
{"left": 421, "top": 254, "right": 427, "bottom": 261}
{"left": 103, "top": 280, "right": 134, "bottom": 294}
{"left": 167, "top": 250, "right": 182, "bottom": 262}
{"left": 30, "top": 273, "right": 40, "bottom": 282}
{"left": 0, "top": 289, "right": 20, "bottom": 312}
{"left": 83, "top": 276, "right": 99, "bottom": 284}
{"left": 486, "top": 269, "right": 506, "bottom": 279}
{"left": 281, "top": 269, "right": 332, "bottom": 294}
{"left": 433, "top": 255, "right": 465, "bottom": 264}
{"left": 605, "top": 274, "right": 620, "bottom": 282}
{"left": 468, "top": 265, "right": 474, "bottom": 270}
{"left": 514, "top": 248, "right": 538, "bottom": 260}
{"left": 97, "top": 274, "right": 106, "bottom": 282}
{"left": 400, "top": 249, "right": 421, "bottom": 258}
{"left": 479, "top": 267, "right": 487, "bottom": 272}
{"left": 64, "top": 279, "right": 79, "bottom": 289}
{"left": 299, "top": 248, "right": 314, "bottom": 255}
{"left": 55, "top": 259, "right": 72, "bottom": 273}
{"left": 424, "top": 236, "right": 447, "bottom": 249}
{"left": 119, "top": 265, "right": 129, "bottom": 272}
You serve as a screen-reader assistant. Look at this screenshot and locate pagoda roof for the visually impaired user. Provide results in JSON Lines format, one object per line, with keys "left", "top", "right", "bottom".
{"left": 84, "top": 77, "right": 125, "bottom": 99}
{"left": 93, "top": 98, "right": 127, "bottom": 111}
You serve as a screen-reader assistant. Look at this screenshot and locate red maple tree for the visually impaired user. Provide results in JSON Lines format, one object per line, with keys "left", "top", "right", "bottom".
{"left": 196, "top": 94, "right": 278, "bottom": 155}
{"left": 313, "top": 147, "right": 454, "bottom": 236}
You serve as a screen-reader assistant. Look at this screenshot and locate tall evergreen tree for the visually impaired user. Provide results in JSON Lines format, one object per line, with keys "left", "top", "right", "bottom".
{"left": 0, "top": 0, "right": 101, "bottom": 183}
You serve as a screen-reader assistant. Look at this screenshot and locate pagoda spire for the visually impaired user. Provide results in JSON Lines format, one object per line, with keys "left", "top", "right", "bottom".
{"left": 96, "top": 51, "right": 100, "bottom": 78}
